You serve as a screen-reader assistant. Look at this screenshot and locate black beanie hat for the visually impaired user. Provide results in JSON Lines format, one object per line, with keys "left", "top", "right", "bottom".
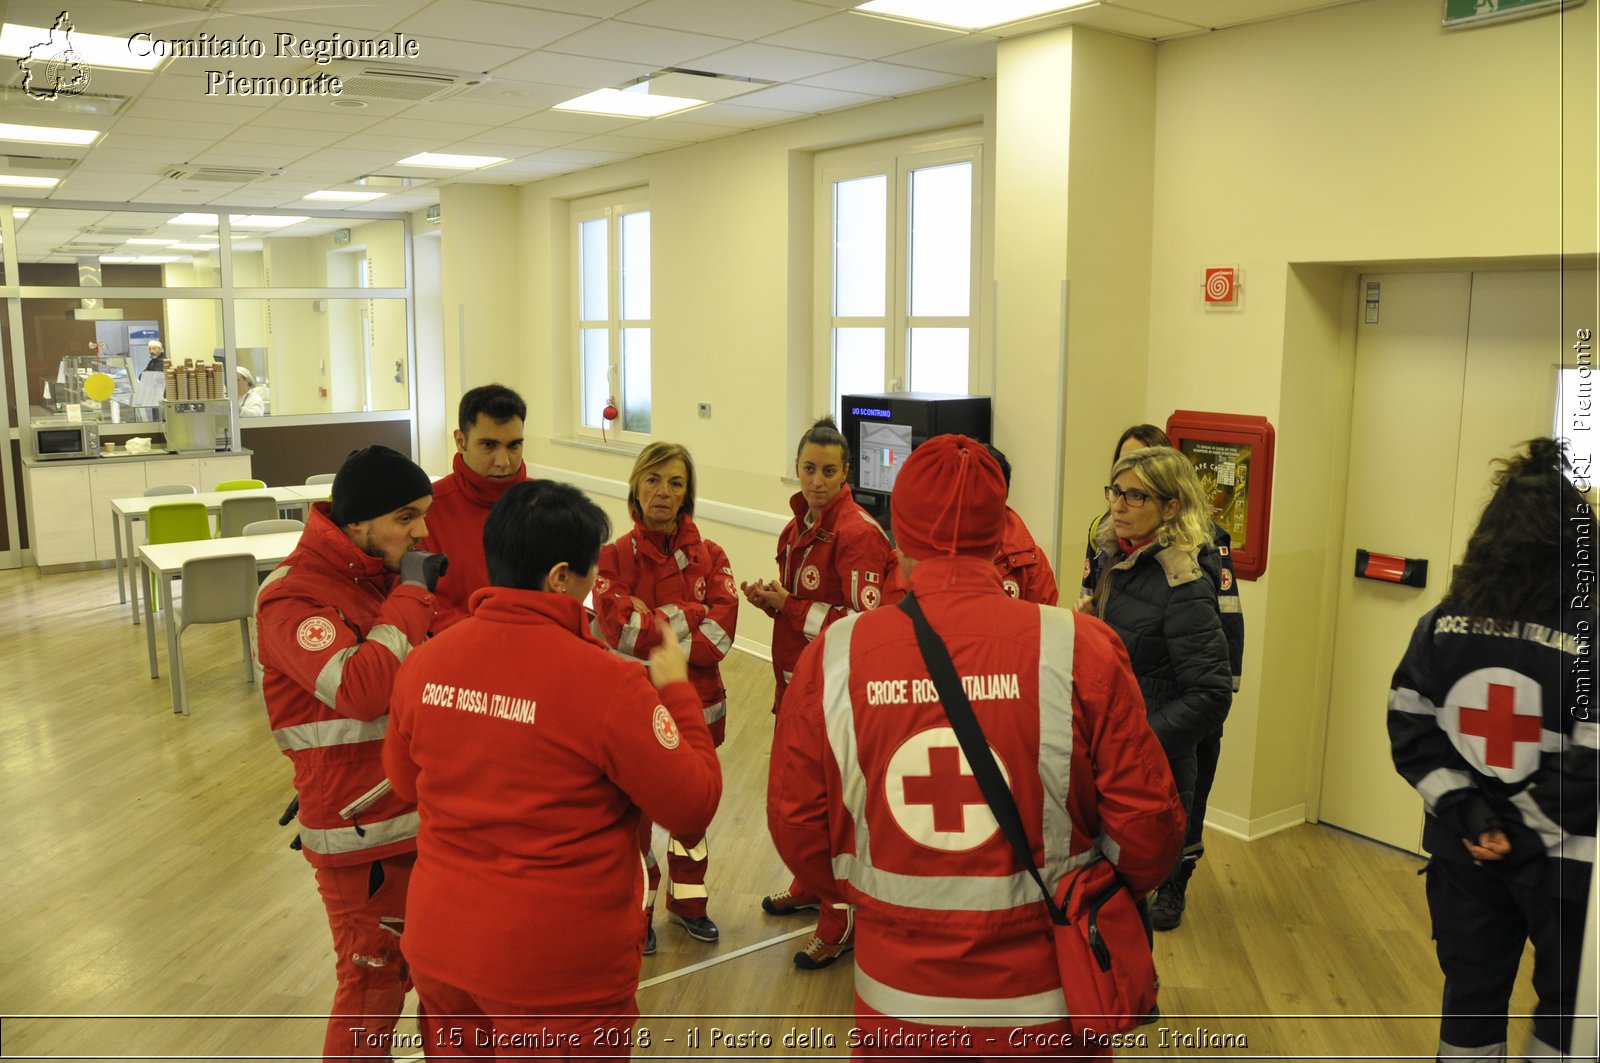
{"left": 328, "top": 445, "right": 433, "bottom": 524}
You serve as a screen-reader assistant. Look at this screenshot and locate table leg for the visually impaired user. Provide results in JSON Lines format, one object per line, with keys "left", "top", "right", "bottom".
{"left": 144, "top": 558, "right": 159, "bottom": 678}
{"left": 166, "top": 580, "right": 185, "bottom": 716}
{"left": 114, "top": 514, "right": 127, "bottom": 605}
{"left": 131, "top": 526, "right": 143, "bottom": 626}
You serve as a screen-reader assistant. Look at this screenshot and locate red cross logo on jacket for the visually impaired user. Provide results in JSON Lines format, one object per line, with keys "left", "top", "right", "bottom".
{"left": 1444, "top": 668, "right": 1544, "bottom": 783}
{"left": 886, "top": 728, "right": 1004, "bottom": 852}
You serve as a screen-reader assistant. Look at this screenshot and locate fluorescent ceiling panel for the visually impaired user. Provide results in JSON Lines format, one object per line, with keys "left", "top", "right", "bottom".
{"left": 396, "top": 152, "right": 506, "bottom": 169}
{"left": 554, "top": 86, "right": 705, "bottom": 118}
{"left": 0, "top": 21, "right": 164, "bottom": 72}
{"left": 303, "top": 190, "right": 387, "bottom": 202}
{"left": 0, "top": 122, "right": 99, "bottom": 146}
{"left": 0, "top": 175, "right": 59, "bottom": 188}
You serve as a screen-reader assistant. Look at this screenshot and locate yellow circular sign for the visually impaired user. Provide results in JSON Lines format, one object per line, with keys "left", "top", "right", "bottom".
{"left": 83, "top": 372, "right": 115, "bottom": 402}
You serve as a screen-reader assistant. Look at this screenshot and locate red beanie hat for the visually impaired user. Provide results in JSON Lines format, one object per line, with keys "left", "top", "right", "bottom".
{"left": 891, "top": 434, "right": 1007, "bottom": 560}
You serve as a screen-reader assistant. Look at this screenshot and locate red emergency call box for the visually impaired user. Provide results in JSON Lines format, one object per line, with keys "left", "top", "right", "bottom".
{"left": 1165, "top": 411, "right": 1275, "bottom": 581}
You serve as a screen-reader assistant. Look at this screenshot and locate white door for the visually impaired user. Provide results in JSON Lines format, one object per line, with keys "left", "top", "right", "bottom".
{"left": 1318, "top": 269, "right": 1584, "bottom": 852}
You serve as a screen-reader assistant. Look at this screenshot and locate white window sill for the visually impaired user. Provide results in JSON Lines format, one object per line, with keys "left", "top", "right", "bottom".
{"left": 551, "top": 435, "right": 644, "bottom": 458}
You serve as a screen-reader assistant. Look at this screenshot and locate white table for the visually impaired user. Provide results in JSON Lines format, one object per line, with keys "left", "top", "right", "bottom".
{"left": 138, "top": 531, "right": 302, "bottom": 714}
{"left": 111, "top": 485, "right": 330, "bottom": 623}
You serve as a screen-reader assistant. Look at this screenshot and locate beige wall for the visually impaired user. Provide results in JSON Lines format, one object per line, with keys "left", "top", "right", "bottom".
{"left": 1145, "top": 0, "right": 1596, "bottom": 833}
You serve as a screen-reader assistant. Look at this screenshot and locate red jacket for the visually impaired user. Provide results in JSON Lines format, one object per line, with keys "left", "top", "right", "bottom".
{"left": 384, "top": 588, "right": 722, "bottom": 1008}
{"left": 994, "top": 506, "right": 1060, "bottom": 607}
{"left": 256, "top": 502, "right": 435, "bottom": 868}
{"left": 593, "top": 516, "right": 738, "bottom": 743}
{"left": 419, "top": 452, "right": 529, "bottom": 632}
{"left": 766, "top": 484, "right": 903, "bottom": 710}
{"left": 768, "top": 555, "right": 1181, "bottom": 1024}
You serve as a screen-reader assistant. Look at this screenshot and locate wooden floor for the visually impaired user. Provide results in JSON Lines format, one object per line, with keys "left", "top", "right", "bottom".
{"left": 0, "top": 565, "right": 1543, "bottom": 1060}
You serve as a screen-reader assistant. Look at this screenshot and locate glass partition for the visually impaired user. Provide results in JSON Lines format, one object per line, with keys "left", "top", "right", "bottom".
{"left": 15, "top": 208, "right": 222, "bottom": 288}
{"left": 233, "top": 297, "right": 409, "bottom": 415}
{"left": 256, "top": 218, "right": 406, "bottom": 288}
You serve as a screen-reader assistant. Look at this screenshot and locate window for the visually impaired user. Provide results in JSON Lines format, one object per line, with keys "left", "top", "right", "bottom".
{"left": 573, "top": 190, "right": 651, "bottom": 437}
{"left": 817, "top": 133, "right": 983, "bottom": 420}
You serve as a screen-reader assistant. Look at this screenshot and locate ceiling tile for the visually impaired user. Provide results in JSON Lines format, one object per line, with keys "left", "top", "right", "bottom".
{"left": 570, "top": 132, "right": 688, "bottom": 154}
{"left": 217, "top": 0, "right": 437, "bottom": 31}
{"left": 384, "top": 34, "right": 529, "bottom": 73}
{"left": 481, "top": 0, "right": 641, "bottom": 15}
{"left": 761, "top": 11, "right": 964, "bottom": 59}
{"left": 245, "top": 108, "right": 382, "bottom": 133}
{"left": 1111, "top": 0, "right": 1343, "bottom": 29}
{"left": 661, "top": 101, "right": 802, "bottom": 128}
{"left": 444, "top": 126, "right": 584, "bottom": 149}
{"left": 206, "top": 139, "right": 314, "bottom": 161}
{"left": 490, "top": 51, "right": 656, "bottom": 89}
{"left": 885, "top": 35, "right": 998, "bottom": 77}
{"left": 798, "top": 61, "right": 970, "bottom": 96}
{"left": 506, "top": 110, "right": 641, "bottom": 135}
{"left": 545, "top": 20, "right": 740, "bottom": 67}
{"left": 690, "top": 42, "right": 858, "bottom": 81}
{"left": 411, "top": 96, "right": 556, "bottom": 125}
{"left": 458, "top": 78, "right": 585, "bottom": 110}
{"left": 227, "top": 124, "right": 348, "bottom": 148}
{"left": 1073, "top": 5, "right": 1210, "bottom": 39}
{"left": 397, "top": 2, "right": 596, "bottom": 50}
{"left": 125, "top": 98, "right": 268, "bottom": 125}
{"left": 618, "top": 0, "right": 830, "bottom": 39}
{"left": 723, "top": 82, "right": 883, "bottom": 114}
{"left": 95, "top": 133, "right": 215, "bottom": 156}
{"left": 366, "top": 117, "right": 495, "bottom": 142}
{"left": 636, "top": 116, "right": 747, "bottom": 140}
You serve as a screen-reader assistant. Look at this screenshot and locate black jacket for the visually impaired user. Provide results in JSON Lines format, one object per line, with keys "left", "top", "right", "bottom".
{"left": 1388, "top": 604, "right": 1596, "bottom": 896}
{"left": 1092, "top": 540, "right": 1233, "bottom": 799}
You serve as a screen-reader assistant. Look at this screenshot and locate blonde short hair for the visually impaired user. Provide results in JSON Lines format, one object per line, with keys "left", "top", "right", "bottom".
{"left": 1102, "top": 446, "right": 1213, "bottom": 552}
{"left": 627, "top": 441, "right": 697, "bottom": 524}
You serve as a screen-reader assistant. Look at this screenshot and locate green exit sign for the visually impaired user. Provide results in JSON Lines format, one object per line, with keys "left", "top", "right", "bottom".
{"left": 1444, "top": 0, "right": 1585, "bottom": 29}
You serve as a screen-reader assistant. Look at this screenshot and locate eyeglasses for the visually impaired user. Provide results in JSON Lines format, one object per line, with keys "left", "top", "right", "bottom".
{"left": 1104, "top": 484, "right": 1161, "bottom": 508}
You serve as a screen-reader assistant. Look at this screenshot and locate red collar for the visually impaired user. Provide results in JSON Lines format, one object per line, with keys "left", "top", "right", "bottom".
{"left": 466, "top": 586, "right": 606, "bottom": 646}
{"left": 449, "top": 451, "right": 527, "bottom": 506}
{"left": 1117, "top": 532, "right": 1159, "bottom": 556}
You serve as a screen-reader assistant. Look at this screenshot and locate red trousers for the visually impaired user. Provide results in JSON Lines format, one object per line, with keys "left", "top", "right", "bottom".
{"left": 852, "top": 997, "right": 1109, "bottom": 1061}
{"left": 413, "top": 968, "right": 638, "bottom": 1060}
{"left": 313, "top": 853, "right": 415, "bottom": 1062}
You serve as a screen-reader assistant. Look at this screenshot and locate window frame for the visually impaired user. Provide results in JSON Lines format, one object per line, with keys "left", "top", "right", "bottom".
{"left": 813, "top": 129, "right": 986, "bottom": 423}
{"left": 571, "top": 187, "right": 651, "bottom": 443}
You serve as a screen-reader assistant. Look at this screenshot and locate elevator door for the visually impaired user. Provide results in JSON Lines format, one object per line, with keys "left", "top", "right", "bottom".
{"left": 1318, "top": 270, "right": 1574, "bottom": 852}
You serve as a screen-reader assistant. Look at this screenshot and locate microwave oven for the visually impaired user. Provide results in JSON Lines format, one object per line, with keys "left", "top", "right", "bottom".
{"left": 31, "top": 422, "right": 101, "bottom": 461}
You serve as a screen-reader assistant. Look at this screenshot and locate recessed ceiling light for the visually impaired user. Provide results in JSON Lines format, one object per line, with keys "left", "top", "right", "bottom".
{"left": 134, "top": 255, "right": 181, "bottom": 264}
{"left": 168, "top": 213, "right": 218, "bottom": 226}
{"left": 397, "top": 152, "right": 506, "bottom": 169}
{"left": 330, "top": 99, "right": 367, "bottom": 109}
{"left": 0, "top": 122, "right": 99, "bottom": 146}
{"left": 855, "top": 0, "right": 1096, "bottom": 30}
{"left": 0, "top": 20, "right": 164, "bottom": 72}
{"left": 0, "top": 174, "right": 58, "bottom": 188}
{"left": 554, "top": 86, "right": 705, "bottom": 119}
{"left": 170, "top": 243, "right": 214, "bottom": 251}
{"left": 229, "top": 215, "right": 310, "bottom": 229}
{"left": 125, "top": 238, "right": 177, "bottom": 246}
{"left": 304, "top": 190, "right": 386, "bottom": 202}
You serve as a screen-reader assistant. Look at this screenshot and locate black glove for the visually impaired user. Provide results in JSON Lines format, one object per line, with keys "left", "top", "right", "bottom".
{"left": 400, "top": 550, "right": 448, "bottom": 592}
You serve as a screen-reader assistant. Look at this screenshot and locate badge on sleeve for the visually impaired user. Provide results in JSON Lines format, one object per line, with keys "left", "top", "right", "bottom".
{"left": 861, "top": 584, "right": 881, "bottom": 609}
{"left": 652, "top": 704, "right": 681, "bottom": 750}
{"left": 1220, "top": 569, "right": 1233, "bottom": 591}
{"left": 1003, "top": 578, "right": 1021, "bottom": 598}
{"left": 595, "top": 575, "right": 611, "bottom": 596}
{"left": 694, "top": 576, "right": 707, "bottom": 601}
{"left": 800, "top": 564, "right": 821, "bottom": 591}
{"left": 297, "top": 616, "right": 337, "bottom": 652}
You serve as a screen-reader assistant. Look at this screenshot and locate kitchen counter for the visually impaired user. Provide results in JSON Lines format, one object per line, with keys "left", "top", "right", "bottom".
{"left": 21, "top": 448, "right": 252, "bottom": 469}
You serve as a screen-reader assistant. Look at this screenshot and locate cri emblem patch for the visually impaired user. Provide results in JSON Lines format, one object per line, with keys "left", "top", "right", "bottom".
{"left": 1003, "top": 579, "right": 1021, "bottom": 599}
{"left": 861, "top": 584, "right": 881, "bottom": 609}
{"left": 800, "top": 565, "right": 821, "bottom": 591}
{"left": 652, "top": 704, "right": 680, "bottom": 750}
{"left": 297, "top": 616, "right": 337, "bottom": 652}
{"left": 694, "top": 576, "right": 707, "bottom": 601}
{"left": 594, "top": 576, "right": 610, "bottom": 596}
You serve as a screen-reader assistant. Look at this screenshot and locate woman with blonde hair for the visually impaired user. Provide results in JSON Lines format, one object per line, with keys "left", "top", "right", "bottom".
{"left": 1079, "top": 445, "right": 1231, "bottom": 923}
{"left": 593, "top": 441, "right": 739, "bottom": 955}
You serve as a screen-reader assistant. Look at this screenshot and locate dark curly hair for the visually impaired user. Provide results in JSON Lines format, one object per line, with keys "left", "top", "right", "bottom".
{"left": 1444, "top": 438, "right": 1589, "bottom": 621}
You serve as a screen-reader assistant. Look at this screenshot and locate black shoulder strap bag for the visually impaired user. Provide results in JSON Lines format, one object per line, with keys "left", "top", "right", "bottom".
{"left": 896, "top": 590, "right": 1160, "bottom": 1035}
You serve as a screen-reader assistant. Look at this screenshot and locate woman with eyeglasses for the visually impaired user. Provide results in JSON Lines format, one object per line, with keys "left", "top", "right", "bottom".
{"left": 1078, "top": 445, "right": 1231, "bottom": 925}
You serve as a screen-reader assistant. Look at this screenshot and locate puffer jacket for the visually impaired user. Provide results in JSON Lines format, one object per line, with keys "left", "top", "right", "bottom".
{"left": 1091, "top": 538, "right": 1232, "bottom": 802}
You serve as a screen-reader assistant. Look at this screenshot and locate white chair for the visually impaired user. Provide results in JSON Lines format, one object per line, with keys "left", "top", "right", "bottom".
{"left": 305, "top": 473, "right": 337, "bottom": 485}
{"left": 145, "top": 483, "right": 198, "bottom": 497}
{"left": 170, "top": 553, "right": 258, "bottom": 715}
{"left": 219, "top": 495, "right": 279, "bottom": 538}
{"left": 243, "top": 519, "right": 304, "bottom": 536}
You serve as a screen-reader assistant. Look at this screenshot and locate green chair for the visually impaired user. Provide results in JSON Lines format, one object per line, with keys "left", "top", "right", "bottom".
{"left": 215, "top": 478, "right": 267, "bottom": 492}
{"left": 146, "top": 502, "right": 213, "bottom": 606}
